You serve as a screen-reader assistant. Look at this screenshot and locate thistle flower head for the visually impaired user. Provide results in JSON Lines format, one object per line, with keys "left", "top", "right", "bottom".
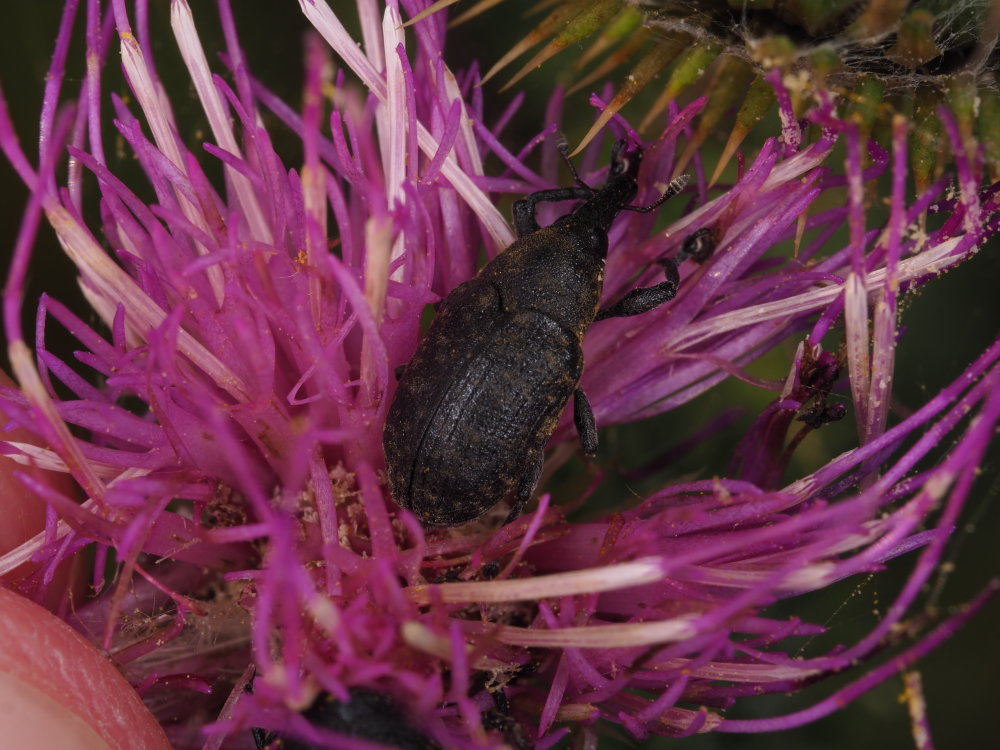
{"left": 0, "top": 1, "right": 998, "bottom": 748}
{"left": 479, "top": 0, "right": 1000, "bottom": 189}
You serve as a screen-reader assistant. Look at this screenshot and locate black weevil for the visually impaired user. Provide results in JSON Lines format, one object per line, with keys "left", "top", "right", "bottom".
{"left": 383, "top": 139, "right": 687, "bottom": 526}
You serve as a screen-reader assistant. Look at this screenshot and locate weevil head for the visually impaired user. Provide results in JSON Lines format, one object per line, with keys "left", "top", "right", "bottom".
{"left": 570, "top": 139, "right": 642, "bottom": 234}
{"left": 609, "top": 139, "right": 643, "bottom": 182}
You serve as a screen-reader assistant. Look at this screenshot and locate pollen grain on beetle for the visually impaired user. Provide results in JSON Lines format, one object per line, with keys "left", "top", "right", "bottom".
{"left": 0, "top": 1, "right": 997, "bottom": 749}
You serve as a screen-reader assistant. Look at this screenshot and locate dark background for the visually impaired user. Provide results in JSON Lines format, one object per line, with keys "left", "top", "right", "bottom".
{"left": 1, "top": 2, "right": 997, "bottom": 747}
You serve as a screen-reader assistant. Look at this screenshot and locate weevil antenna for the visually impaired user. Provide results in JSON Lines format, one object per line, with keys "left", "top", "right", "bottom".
{"left": 622, "top": 174, "right": 689, "bottom": 213}
{"left": 556, "top": 133, "right": 594, "bottom": 192}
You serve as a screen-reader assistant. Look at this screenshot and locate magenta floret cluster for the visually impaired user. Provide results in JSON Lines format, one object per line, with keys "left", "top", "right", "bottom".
{"left": 1, "top": 1, "right": 998, "bottom": 748}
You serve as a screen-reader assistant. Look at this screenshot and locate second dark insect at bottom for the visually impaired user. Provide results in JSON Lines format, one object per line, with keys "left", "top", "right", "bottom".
{"left": 253, "top": 689, "right": 438, "bottom": 749}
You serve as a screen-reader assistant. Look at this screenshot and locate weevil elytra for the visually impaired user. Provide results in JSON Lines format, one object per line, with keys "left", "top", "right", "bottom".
{"left": 383, "top": 139, "right": 687, "bottom": 526}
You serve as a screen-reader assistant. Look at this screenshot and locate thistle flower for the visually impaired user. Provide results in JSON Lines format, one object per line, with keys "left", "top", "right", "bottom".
{"left": 0, "top": 1, "right": 997, "bottom": 749}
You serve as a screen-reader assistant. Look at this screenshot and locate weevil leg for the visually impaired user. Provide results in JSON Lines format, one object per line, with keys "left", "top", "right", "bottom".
{"left": 555, "top": 133, "right": 594, "bottom": 190}
{"left": 573, "top": 388, "right": 598, "bottom": 457}
{"left": 595, "top": 258, "right": 680, "bottom": 321}
{"left": 513, "top": 187, "right": 594, "bottom": 236}
{"left": 622, "top": 174, "right": 689, "bottom": 214}
{"left": 503, "top": 453, "right": 544, "bottom": 524}
{"left": 394, "top": 363, "right": 407, "bottom": 380}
